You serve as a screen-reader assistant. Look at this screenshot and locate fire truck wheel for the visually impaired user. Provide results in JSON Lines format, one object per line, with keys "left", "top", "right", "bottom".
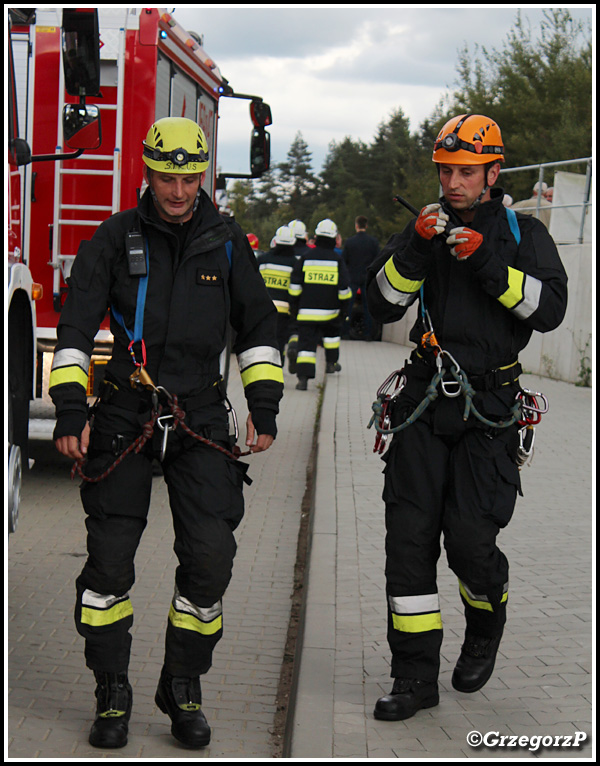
{"left": 8, "top": 394, "right": 23, "bottom": 534}
{"left": 8, "top": 444, "right": 22, "bottom": 534}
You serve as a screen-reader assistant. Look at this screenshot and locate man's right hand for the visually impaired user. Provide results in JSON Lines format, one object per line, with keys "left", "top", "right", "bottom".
{"left": 414, "top": 204, "right": 449, "bottom": 240}
{"left": 55, "top": 422, "right": 91, "bottom": 459}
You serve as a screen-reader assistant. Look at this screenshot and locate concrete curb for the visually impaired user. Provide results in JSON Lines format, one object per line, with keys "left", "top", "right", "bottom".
{"left": 286, "top": 371, "right": 338, "bottom": 758}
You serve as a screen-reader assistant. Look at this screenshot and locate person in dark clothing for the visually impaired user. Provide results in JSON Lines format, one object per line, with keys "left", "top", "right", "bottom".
{"left": 366, "top": 114, "right": 567, "bottom": 722}
{"left": 288, "top": 218, "right": 352, "bottom": 389}
{"left": 256, "top": 225, "right": 297, "bottom": 363}
{"left": 342, "top": 215, "right": 380, "bottom": 340}
{"left": 286, "top": 220, "right": 311, "bottom": 372}
{"left": 50, "top": 117, "right": 283, "bottom": 750}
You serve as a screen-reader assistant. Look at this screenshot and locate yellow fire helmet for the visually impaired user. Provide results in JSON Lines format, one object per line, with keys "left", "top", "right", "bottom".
{"left": 432, "top": 114, "right": 505, "bottom": 165}
{"left": 142, "top": 117, "right": 209, "bottom": 174}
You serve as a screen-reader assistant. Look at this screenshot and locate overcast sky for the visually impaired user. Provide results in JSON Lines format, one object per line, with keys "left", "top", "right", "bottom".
{"left": 170, "top": 5, "right": 594, "bottom": 176}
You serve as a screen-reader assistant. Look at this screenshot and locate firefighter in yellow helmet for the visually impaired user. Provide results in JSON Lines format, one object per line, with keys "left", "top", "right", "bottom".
{"left": 366, "top": 114, "right": 567, "bottom": 721}
{"left": 49, "top": 117, "right": 283, "bottom": 749}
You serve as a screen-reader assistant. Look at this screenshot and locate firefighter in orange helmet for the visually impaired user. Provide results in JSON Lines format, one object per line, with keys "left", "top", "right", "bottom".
{"left": 50, "top": 117, "right": 283, "bottom": 749}
{"left": 366, "top": 114, "right": 567, "bottom": 721}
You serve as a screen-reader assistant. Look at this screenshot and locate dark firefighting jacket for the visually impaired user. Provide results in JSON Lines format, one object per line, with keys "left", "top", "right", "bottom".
{"left": 366, "top": 188, "right": 568, "bottom": 375}
{"left": 50, "top": 188, "right": 283, "bottom": 440}
{"left": 256, "top": 245, "right": 296, "bottom": 315}
{"left": 288, "top": 241, "right": 352, "bottom": 323}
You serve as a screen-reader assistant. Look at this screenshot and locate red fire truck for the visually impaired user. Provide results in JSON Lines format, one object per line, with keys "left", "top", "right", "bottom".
{"left": 8, "top": 7, "right": 272, "bottom": 530}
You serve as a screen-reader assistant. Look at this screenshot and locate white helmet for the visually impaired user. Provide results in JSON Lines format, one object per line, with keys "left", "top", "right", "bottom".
{"left": 315, "top": 218, "right": 338, "bottom": 239}
{"left": 288, "top": 219, "right": 307, "bottom": 240}
{"left": 274, "top": 225, "right": 296, "bottom": 246}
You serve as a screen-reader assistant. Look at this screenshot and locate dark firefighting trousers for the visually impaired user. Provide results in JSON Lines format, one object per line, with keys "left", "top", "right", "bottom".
{"left": 296, "top": 319, "right": 342, "bottom": 379}
{"left": 381, "top": 362, "right": 522, "bottom": 682}
{"left": 74, "top": 393, "right": 248, "bottom": 678}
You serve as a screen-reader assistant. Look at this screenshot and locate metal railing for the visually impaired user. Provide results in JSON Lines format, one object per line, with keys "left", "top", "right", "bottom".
{"left": 500, "top": 157, "right": 592, "bottom": 244}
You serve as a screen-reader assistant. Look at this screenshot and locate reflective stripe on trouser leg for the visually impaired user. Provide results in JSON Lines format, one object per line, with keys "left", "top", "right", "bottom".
{"left": 296, "top": 351, "right": 316, "bottom": 378}
{"left": 459, "top": 578, "right": 508, "bottom": 636}
{"left": 165, "top": 588, "right": 223, "bottom": 677}
{"left": 323, "top": 335, "right": 341, "bottom": 365}
{"left": 75, "top": 582, "right": 135, "bottom": 672}
{"left": 387, "top": 593, "right": 443, "bottom": 681}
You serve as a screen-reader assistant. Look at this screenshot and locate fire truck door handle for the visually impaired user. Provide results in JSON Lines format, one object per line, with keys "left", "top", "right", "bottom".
{"left": 31, "top": 172, "right": 37, "bottom": 203}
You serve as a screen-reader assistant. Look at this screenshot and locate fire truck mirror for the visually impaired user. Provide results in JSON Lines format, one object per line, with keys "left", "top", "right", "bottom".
{"left": 61, "top": 9, "right": 101, "bottom": 98}
{"left": 250, "top": 100, "right": 272, "bottom": 128}
{"left": 63, "top": 104, "right": 102, "bottom": 150}
{"left": 250, "top": 127, "right": 271, "bottom": 178}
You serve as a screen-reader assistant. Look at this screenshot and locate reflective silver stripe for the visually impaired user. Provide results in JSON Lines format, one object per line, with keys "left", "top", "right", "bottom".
{"left": 459, "top": 580, "right": 508, "bottom": 604}
{"left": 52, "top": 347, "right": 91, "bottom": 371}
{"left": 273, "top": 299, "right": 290, "bottom": 310}
{"left": 82, "top": 589, "right": 130, "bottom": 610}
{"left": 259, "top": 263, "right": 293, "bottom": 273}
{"left": 322, "top": 336, "right": 341, "bottom": 344}
{"left": 388, "top": 593, "right": 440, "bottom": 614}
{"left": 512, "top": 274, "right": 543, "bottom": 320}
{"left": 303, "top": 259, "right": 338, "bottom": 269}
{"left": 338, "top": 287, "right": 352, "bottom": 299}
{"left": 237, "top": 345, "right": 282, "bottom": 371}
{"left": 375, "top": 265, "right": 420, "bottom": 307}
{"left": 173, "top": 589, "right": 222, "bottom": 623}
{"left": 298, "top": 308, "right": 339, "bottom": 318}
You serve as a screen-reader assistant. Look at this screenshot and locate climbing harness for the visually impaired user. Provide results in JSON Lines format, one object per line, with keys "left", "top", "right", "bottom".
{"left": 368, "top": 292, "right": 547, "bottom": 463}
{"left": 73, "top": 234, "right": 244, "bottom": 483}
{"left": 72, "top": 385, "right": 250, "bottom": 484}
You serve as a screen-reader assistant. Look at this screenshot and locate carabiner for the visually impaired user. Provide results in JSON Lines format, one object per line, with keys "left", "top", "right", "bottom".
{"left": 224, "top": 396, "right": 239, "bottom": 441}
{"left": 516, "top": 424, "right": 536, "bottom": 468}
{"left": 376, "top": 370, "right": 406, "bottom": 400}
{"left": 157, "top": 414, "right": 175, "bottom": 461}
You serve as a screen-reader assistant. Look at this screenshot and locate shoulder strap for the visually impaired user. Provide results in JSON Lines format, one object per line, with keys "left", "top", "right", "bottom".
{"left": 505, "top": 207, "right": 521, "bottom": 246}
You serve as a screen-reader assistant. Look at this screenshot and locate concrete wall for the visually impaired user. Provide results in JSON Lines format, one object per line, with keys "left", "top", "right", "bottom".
{"left": 381, "top": 243, "right": 592, "bottom": 386}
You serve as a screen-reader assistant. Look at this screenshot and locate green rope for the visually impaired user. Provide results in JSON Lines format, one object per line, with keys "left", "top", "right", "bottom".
{"left": 368, "top": 367, "right": 521, "bottom": 436}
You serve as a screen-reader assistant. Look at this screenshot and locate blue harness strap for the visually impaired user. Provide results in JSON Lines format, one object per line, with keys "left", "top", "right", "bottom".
{"left": 505, "top": 206, "right": 521, "bottom": 245}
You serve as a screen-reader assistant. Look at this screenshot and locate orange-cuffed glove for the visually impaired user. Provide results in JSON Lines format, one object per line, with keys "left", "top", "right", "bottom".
{"left": 414, "top": 203, "right": 449, "bottom": 240}
{"left": 446, "top": 226, "right": 483, "bottom": 260}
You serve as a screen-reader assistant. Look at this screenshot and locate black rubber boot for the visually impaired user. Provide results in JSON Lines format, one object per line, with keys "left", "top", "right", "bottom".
{"left": 155, "top": 670, "right": 211, "bottom": 748}
{"left": 373, "top": 678, "right": 439, "bottom": 721}
{"left": 295, "top": 377, "right": 308, "bottom": 390}
{"left": 88, "top": 671, "right": 132, "bottom": 749}
{"left": 325, "top": 362, "right": 342, "bottom": 373}
{"left": 452, "top": 632, "right": 503, "bottom": 693}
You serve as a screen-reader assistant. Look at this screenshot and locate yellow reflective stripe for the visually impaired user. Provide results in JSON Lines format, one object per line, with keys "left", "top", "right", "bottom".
{"left": 459, "top": 581, "right": 508, "bottom": 612}
{"left": 240, "top": 363, "right": 284, "bottom": 387}
{"left": 297, "top": 353, "right": 316, "bottom": 365}
{"left": 261, "top": 268, "right": 291, "bottom": 289}
{"left": 498, "top": 266, "right": 524, "bottom": 310}
{"left": 304, "top": 266, "right": 339, "bottom": 285}
{"left": 289, "top": 285, "right": 302, "bottom": 297}
{"left": 81, "top": 599, "right": 133, "bottom": 627}
{"left": 391, "top": 611, "right": 442, "bottom": 633}
{"left": 323, "top": 339, "right": 340, "bottom": 350}
{"left": 384, "top": 257, "right": 423, "bottom": 294}
{"left": 168, "top": 604, "right": 222, "bottom": 635}
{"left": 49, "top": 365, "right": 89, "bottom": 390}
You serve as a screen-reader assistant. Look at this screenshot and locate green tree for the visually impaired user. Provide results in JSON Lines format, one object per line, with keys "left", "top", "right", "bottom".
{"left": 277, "top": 132, "right": 320, "bottom": 223}
{"left": 449, "top": 9, "right": 592, "bottom": 199}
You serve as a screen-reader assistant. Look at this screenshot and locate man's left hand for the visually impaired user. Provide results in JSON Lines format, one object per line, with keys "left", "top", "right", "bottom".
{"left": 245, "top": 413, "right": 274, "bottom": 453}
{"left": 446, "top": 227, "right": 483, "bottom": 260}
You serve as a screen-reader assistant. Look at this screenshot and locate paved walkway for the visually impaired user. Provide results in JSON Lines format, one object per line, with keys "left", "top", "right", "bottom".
{"left": 7, "top": 340, "right": 594, "bottom": 760}
{"left": 7, "top": 357, "right": 323, "bottom": 759}
{"left": 288, "top": 340, "right": 594, "bottom": 759}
